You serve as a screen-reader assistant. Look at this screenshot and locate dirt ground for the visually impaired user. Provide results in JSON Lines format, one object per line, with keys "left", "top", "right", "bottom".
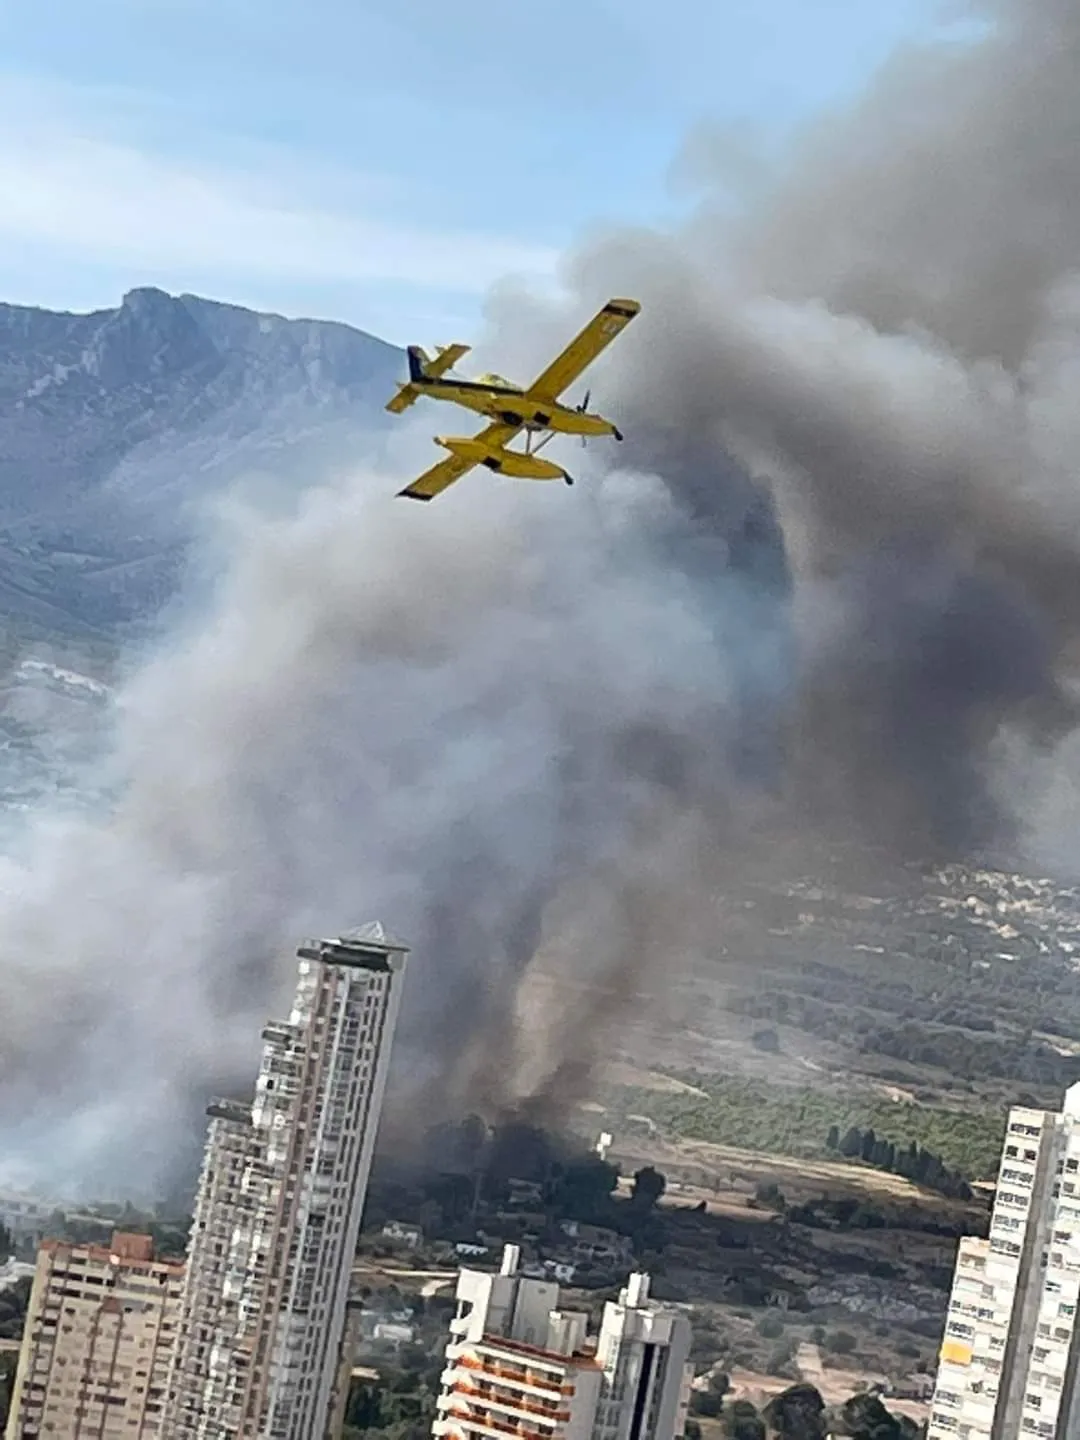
{"left": 597, "top": 1118, "right": 954, "bottom": 1209}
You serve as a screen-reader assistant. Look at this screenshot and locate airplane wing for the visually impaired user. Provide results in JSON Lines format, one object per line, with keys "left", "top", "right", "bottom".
{"left": 397, "top": 452, "right": 476, "bottom": 502}
{"left": 526, "top": 298, "right": 641, "bottom": 402}
{"left": 397, "top": 421, "right": 520, "bottom": 502}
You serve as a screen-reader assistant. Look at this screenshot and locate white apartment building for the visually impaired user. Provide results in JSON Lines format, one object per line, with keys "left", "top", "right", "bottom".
{"left": 5, "top": 1230, "right": 184, "bottom": 1439}
{"left": 164, "top": 922, "right": 409, "bottom": 1440}
{"left": 929, "top": 1082, "right": 1080, "bottom": 1440}
{"left": 434, "top": 1243, "right": 693, "bottom": 1440}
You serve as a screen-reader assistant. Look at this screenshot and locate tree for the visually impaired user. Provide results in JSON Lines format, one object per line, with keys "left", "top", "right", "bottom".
{"left": 724, "top": 1399, "right": 766, "bottom": 1440}
{"left": 764, "top": 1383, "right": 826, "bottom": 1440}
{"left": 839, "top": 1128, "right": 862, "bottom": 1159}
{"left": 825, "top": 1330, "right": 858, "bottom": 1356}
{"left": 752, "top": 1028, "right": 780, "bottom": 1054}
{"left": 830, "top": 1393, "right": 903, "bottom": 1440}
{"left": 826, "top": 1126, "right": 841, "bottom": 1152}
{"left": 551, "top": 1156, "right": 619, "bottom": 1221}
{"left": 0, "top": 1353, "right": 15, "bottom": 1431}
{"left": 753, "top": 1182, "right": 786, "bottom": 1213}
{"left": 631, "top": 1166, "right": 667, "bottom": 1209}
{"left": 691, "top": 1390, "right": 724, "bottom": 1418}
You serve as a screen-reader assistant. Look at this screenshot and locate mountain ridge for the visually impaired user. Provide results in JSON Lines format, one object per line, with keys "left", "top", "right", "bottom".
{"left": 0, "top": 286, "right": 404, "bottom": 641}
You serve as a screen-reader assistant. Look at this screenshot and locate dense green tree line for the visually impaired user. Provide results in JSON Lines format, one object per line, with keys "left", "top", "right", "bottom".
{"left": 826, "top": 1125, "right": 972, "bottom": 1197}
{"left": 605, "top": 1074, "right": 1004, "bottom": 1177}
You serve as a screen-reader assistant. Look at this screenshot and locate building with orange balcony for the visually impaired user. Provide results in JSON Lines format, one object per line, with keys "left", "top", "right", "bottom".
{"left": 929, "top": 1084, "right": 1080, "bottom": 1440}
{"left": 434, "top": 1245, "right": 692, "bottom": 1440}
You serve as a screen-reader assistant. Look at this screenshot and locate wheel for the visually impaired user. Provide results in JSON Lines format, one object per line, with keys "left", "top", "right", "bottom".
{"left": 564, "top": 475, "right": 574, "bottom": 486}
{"left": 613, "top": 426, "right": 624, "bottom": 441}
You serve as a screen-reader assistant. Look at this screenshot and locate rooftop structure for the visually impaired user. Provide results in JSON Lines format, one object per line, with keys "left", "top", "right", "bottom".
{"left": 434, "top": 1244, "right": 693, "bottom": 1440}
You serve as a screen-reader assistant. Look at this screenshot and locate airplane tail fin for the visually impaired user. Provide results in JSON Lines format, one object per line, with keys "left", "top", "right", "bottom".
{"left": 388, "top": 342, "right": 472, "bottom": 414}
{"left": 407, "top": 345, "right": 430, "bottom": 382}
{"left": 385, "top": 346, "right": 430, "bottom": 413}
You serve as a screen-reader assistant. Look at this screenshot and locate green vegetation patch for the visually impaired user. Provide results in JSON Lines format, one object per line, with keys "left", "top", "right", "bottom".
{"left": 606, "top": 1074, "right": 1006, "bottom": 1179}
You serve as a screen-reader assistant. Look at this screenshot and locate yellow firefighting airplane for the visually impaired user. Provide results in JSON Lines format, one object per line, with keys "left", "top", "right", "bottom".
{"left": 386, "top": 298, "right": 641, "bottom": 501}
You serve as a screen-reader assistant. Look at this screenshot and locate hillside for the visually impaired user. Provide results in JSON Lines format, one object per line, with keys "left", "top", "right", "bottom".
{"left": 0, "top": 287, "right": 403, "bottom": 641}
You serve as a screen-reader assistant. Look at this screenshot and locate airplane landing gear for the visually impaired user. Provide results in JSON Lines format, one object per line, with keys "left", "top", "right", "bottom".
{"left": 613, "top": 426, "right": 624, "bottom": 441}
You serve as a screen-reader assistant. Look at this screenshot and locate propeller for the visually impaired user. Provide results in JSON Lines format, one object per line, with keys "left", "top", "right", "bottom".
{"left": 577, "top": 390, "right": 591, "bottom": 447}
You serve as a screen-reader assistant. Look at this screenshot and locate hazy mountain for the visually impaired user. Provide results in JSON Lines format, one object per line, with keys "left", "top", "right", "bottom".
{"left": 0, "top": 286, "right": 403, "bottom": 644}
{"left": 0, "top": 288, "right": 405, "bottom": 823}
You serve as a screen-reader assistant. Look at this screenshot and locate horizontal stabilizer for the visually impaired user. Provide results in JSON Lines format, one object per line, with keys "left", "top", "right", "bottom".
{"left": 385, "top": 384, "right": 420, "bottom": 414}
{"left": 427, "top": 342, "right": 470, "bottom": 378}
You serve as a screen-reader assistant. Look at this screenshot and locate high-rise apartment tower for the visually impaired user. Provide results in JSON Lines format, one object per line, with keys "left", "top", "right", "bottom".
{"left": 164, "top": 922, "right": 408, "bottom": 1439}
{"left": 5, "top": 1230, "right": 184, "bottom": 1439}
{"left": 930, "top": 1081, "right": 1080, "bottom": 1440}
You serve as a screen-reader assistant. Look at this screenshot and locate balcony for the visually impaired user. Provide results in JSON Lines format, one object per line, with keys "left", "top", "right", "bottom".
{"left": 440, "top": 1402, "right": 555, "bottom": 1440}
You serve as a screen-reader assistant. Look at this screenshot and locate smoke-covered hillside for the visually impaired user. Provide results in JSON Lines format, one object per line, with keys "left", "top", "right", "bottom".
{"left": 0, "top": 286, "right": 402, "bottom": 639}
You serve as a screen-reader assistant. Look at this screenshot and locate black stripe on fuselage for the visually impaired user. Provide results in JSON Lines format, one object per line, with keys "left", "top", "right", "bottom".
{"left": 417, "top": 377, "right": 522, "bottom": 396}
{"left": 604, "top": 302, "right": 638, "bottom": 319}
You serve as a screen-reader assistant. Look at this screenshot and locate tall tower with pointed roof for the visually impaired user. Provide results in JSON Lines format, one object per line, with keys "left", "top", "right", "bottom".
{"left": 164, "top": 925, "right": 409, "bottom": 1439}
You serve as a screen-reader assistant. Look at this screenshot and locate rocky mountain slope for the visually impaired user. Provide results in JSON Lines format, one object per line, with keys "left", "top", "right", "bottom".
{"left": 0, "top": 287, "right": 403, "bottom": 641}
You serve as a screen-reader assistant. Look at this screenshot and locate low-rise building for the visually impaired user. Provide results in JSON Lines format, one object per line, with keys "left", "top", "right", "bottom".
{"left": 382, "top": 1221, "right": 424, "bottom": 1248}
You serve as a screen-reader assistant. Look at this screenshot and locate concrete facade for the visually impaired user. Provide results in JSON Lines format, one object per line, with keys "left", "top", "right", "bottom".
{"left": 5, "top": 1230, "right": 184, "bottom": 1439}
{"left": 434, "top": 1244, "right": 692, "bottom": 1440}
{"left": 164, "top": 923, "right": 408, "bottom": 1439}
{"left": 930, "top": 1083, "right": 1080, "bottom": 1440}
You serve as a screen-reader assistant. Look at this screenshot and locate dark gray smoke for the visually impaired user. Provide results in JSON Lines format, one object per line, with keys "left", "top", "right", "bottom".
{"left": 3, "top": 0, "right": 1080, "bottom": 1196}
{"left": 552, "top": 0, "right": 1080, "bottom": 860}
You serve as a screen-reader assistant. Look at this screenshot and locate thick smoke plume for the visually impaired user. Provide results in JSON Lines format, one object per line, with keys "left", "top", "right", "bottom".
{"left": 4, "top": 0, "right": 1080, "bottom": 1196}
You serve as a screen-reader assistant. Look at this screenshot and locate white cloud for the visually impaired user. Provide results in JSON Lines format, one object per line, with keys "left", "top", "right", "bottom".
{"left": 0, "top": 78, "right": 559, "bottom": 297}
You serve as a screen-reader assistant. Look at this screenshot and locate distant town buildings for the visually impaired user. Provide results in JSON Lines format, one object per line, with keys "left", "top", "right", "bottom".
{"left": 382, "top": 1220, "right": 424, "bottom": 1249}
{"left": 163, "top": 922, "right": 409, "bottom": 1440}
{"left": 5, "top": 1230, "right": 184, "bottom": 1439}
{"left": 434, "top": 1242, "right": 693, "bottom": 1440}
{"left": 929, "top": 1081, "right": 1080, "bottom": 1440}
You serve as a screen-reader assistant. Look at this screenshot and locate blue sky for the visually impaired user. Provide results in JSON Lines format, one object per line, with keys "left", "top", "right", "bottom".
{"left": 0, "top": 0, "right": 947, "bottom": 344}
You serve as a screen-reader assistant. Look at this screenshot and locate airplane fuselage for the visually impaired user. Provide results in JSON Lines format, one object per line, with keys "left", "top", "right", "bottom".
{"left": 414, "top": 378, "right": 620, "bottom": 438}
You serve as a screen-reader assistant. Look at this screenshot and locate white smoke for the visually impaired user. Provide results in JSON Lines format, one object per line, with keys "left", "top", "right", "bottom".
{"left": 0, "top": 463, "right": 747, "bottom": 1198}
